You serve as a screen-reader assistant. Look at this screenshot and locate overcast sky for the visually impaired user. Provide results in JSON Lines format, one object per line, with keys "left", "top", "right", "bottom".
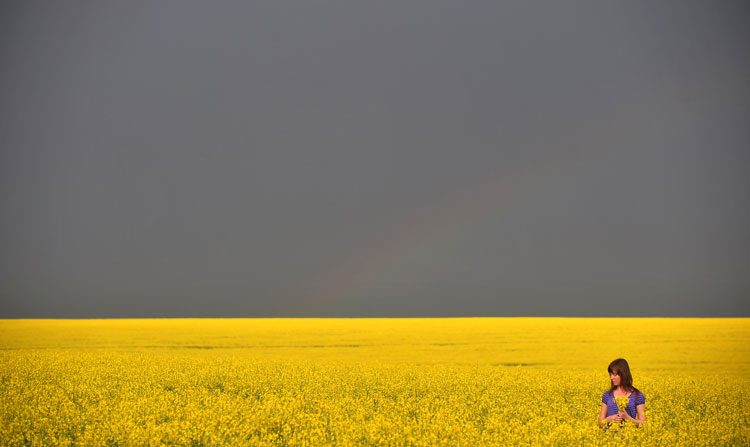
{"left": 1, "top": 1, "right": 748, "bottom": 318}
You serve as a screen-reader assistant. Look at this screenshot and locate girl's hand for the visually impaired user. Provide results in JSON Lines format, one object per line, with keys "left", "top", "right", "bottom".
{"left": 618, "top": 410, "right": 631, "bottom": 420}
{"left": 607, "top": 414, "right": 623, "bottom": 423}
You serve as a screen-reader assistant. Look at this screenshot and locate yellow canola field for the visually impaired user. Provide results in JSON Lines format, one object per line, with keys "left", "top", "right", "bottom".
{"left": 1, "top": 317, "right": 748, "bottom": 446}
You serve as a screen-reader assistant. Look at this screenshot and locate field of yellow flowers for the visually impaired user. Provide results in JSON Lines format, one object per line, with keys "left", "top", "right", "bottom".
{"left": 1, "top": 317, "right": 748, "bottom": 446}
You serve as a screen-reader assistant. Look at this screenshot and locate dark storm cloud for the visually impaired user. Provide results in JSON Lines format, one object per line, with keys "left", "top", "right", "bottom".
{"left": 1, "top": 1, "right": 748, "bottom": 317}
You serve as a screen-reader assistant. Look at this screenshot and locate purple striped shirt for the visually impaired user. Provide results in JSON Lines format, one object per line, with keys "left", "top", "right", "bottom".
{"left": 602, "top": 390, "right": 645, "bottom": 419}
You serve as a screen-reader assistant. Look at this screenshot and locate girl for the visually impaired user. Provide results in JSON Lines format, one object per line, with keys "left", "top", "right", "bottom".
{"left": 598, "top": 358, "right": 646, "bottom": 428}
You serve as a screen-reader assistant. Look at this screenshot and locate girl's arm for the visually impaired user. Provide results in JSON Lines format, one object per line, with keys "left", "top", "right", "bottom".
{"left": 622, "top": 404, "right": 646, "bottom": 426}
{"left": 634, "top": 404, "right": 646, "bottom": 426}
{"left": 598, "top": 404, "right": 618, "bottom": 426}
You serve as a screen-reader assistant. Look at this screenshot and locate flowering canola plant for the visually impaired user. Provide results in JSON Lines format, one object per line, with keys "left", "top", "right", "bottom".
{"left": 1, "top": 317, "right": 748, "bottom": 446}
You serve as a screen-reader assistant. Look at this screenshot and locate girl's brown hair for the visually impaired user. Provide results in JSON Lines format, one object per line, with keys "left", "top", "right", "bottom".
{"left": 607, "top": 358, "right": 642, "bottom": 399}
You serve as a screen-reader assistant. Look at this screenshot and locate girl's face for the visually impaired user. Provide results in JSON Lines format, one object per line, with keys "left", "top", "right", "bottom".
{"left": 610, "top": 371, "right": 621, "bottom": 386}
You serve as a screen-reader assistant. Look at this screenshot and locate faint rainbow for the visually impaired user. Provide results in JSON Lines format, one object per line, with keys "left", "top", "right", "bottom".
{"left": 295, "top": 144, "right": 581, "bottom": 315}
{"left": 292, "top": 76, "right": 733, "bottom": 314}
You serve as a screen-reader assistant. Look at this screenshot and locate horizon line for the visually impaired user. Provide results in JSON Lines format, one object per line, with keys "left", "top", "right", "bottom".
{"left": 1, "top": 315, "right": 748, "bottom": 320}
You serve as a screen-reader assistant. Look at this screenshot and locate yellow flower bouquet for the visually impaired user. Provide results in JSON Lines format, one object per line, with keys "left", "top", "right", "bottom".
{"left": 614, "top": 396, "right": 630, "bottom": 413}
{"left": 606, "top": 395, "right": 630, "bottom": 430}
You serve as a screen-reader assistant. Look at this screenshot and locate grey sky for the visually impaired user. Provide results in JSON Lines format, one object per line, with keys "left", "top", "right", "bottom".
{"left": 1, "top": 1, "right": 748, "bottom": 317}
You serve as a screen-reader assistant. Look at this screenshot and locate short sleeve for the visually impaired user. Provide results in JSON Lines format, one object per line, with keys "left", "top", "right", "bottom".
{"left": 601, "top": 392, "right": 607, "bottom": 404}
{"left": 635, "top": 392, "right": 645, "bottom": 406}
